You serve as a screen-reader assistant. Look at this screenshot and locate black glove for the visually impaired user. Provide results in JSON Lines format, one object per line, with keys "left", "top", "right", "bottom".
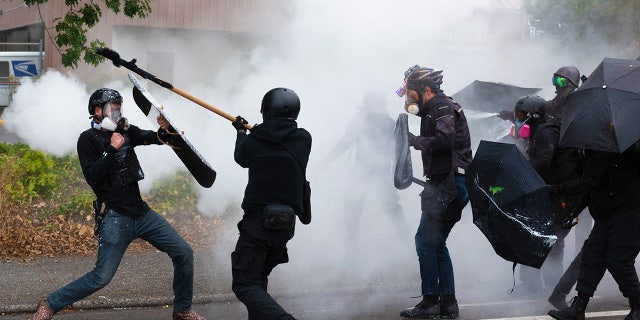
{"left": 232, "top": 116, "right": 248, "bottom": 132}
{"left": 408, "top": 132, "right": 417, "bottom": 147}
{"left": 497, "top": 110, "right": 513, "bottom": 121}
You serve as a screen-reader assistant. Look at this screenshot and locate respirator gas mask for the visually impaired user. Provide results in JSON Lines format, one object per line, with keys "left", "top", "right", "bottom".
{"left": 511, "top": 118, "right": 531, "bottom": 139}
{"left": 403, "top": 87, "right": 424, "bottom": 116}
{"left": 100, "top": 101, "right": 129, "bottom": 132}
{"left": 510, "top": 110, "right": 533, "bottom": 139}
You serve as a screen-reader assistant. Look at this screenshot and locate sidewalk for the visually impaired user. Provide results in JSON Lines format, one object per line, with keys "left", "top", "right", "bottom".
{"left": 0, "top": 246, "right": 421, "bottom": 316}
{"left": 0, "top": 248, "right": 235, "bottom": 314}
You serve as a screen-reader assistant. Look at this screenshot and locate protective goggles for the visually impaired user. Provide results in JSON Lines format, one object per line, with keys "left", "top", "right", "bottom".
{"left": 552, "top": 75, "right": 570, "bottom": 88}
{"left": 103, "top": 101, "right": 123, "bottom": 121}
{"left": 396, "top": 79, "right": 407, "bottom": 97}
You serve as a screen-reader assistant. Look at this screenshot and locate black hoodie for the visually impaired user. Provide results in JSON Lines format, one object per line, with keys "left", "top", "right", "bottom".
{"left": 234, "top": 118, "right": 312, "bottom": 215}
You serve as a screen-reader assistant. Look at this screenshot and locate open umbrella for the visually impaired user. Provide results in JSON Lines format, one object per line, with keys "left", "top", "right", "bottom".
{"left": 466, "top": 140, "right": 557, "bottom": 268}
{"left": 559, "top": 57, "right": 640, "bottom": 153}
{"left": 452, "top": 80, "right": 541, "bottom": 113}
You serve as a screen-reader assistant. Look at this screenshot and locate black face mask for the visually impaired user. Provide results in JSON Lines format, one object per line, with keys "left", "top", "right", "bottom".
{"left": 555, "top": 85, "right": 575, "bottom": 98}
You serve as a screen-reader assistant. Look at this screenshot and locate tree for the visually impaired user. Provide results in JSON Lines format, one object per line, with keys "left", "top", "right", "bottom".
{"left": 25, "top": 0, "right": 153, "bottom": 68}
{"left": 524, "top": 0, "right": 640, "bottom": 57}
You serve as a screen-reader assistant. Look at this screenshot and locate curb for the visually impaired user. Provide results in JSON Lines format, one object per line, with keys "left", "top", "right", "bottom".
{"left": 0, "top": 293, "right": 236, "bottom": 314}
{"left": 0, "top": 284, "right": 416, "bottom": 314}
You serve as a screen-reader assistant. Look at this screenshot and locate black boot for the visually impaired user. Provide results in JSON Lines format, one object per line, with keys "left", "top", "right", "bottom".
{"left": 625, "top": 297, "right": 640, "bottom": 320}
{"left": 400, "top": 295, "right": 439, "bottom": 319}
{"left": 440, "top": 294, "right": 459, "bottom": 319}
{"left": 548, "top": 295, "right": 589, "bottom": 320}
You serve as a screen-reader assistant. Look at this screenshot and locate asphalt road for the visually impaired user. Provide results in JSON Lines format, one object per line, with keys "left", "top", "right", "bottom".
{"left": 0, "top": 288, "right": 632, "bottom": 319}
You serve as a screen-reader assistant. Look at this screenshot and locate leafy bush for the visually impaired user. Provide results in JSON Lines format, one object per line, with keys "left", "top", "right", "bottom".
{"left": 146, "top": 171, "right": 199, "bottom": 216}
{"left": 0, "top": 143, "right": 59, "bottom": 202}
{"left": 0, "top": 143, "right": 227, "bottom": 260}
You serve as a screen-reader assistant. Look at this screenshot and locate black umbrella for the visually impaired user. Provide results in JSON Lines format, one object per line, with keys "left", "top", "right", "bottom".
{"left": 466, "top": 140, "right": 557, "bottom": 268}
{"left": 560, "top": 57, "right": 640, "bottom": 153}
{"left": 452, "top": 80, "right": 541, "bottom": 113}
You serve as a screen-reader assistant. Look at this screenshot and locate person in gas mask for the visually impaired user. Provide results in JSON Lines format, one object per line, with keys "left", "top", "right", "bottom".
{"left": 396, "top": 67, "right": 472, "bottom": 319}
{"left": 230, "top": 87, "right": 312, "bottom": 320}
{"left": 509, "top": 95, "right": 575, "bottom": 298}
{"left": 547, "top": 66, "right": 581, "bottom": 123}
{"left": 498, "top": 65, "right": 581, "bottom": 125}
{"left": 32, "top": 88, "right": 206, "bottom": 320}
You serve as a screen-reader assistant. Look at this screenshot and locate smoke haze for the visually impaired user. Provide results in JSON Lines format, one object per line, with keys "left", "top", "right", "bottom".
{"left": 3, "top": 0, "right": 633, "bottom": 316}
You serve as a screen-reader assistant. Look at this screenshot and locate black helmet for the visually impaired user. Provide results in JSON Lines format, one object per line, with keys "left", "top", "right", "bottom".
{"left": 515, "top": 95, "right": 547, "bottom": 120}
{"left": 261, "top": 87, "right": 300, "bottom": 120}
{"left": 88, "top": 88, "right": 122, "bottom": 115}
{"left": 405, "top": 67, "right": 443, "bottom": 93}
{"left": 553, "top": 66, "right": 580, "bottom": 87}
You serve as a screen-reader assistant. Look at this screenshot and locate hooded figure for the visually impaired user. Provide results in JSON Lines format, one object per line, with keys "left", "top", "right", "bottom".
{"left": 230, "top": 87, "right": 312, "bottom": 320}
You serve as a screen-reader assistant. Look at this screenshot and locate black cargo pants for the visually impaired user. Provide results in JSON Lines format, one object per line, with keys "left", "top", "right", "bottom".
{"left": 576, "top": 209, "right": 640, "bottom": 299}
{"left": 231, "top": 215, "right": 296, "bottom": 320}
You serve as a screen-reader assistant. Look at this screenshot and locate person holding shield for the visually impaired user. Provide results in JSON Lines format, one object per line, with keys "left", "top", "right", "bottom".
{"left": 32, "top": 88, "right": 207, "bottom": 320}
{"left": 396, "top": 66, "right": 472, "bottom": 319}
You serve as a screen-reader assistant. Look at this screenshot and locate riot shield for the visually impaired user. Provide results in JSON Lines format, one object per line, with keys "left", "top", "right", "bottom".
{"left": 394, "top": 113, "right": 414, "bottom": 189}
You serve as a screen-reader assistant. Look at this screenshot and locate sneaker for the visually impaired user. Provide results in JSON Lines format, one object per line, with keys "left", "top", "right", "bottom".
{"left": 173, "top": 309, "right": 207, "bottom": 320}
{"left": 32, "top": 298, "right": 55, "bottom": 320}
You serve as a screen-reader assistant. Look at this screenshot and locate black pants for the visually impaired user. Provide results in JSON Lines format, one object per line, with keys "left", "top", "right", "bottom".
{"left": 550, "top": 211, "right": 593, "bottom": 299}
{"left": 576, "top": 209, "right": 640, "bottom": 299}
{"left": 552, "top": 247, "right": 583, "bottom": 298}
{"left": 231, "top": 221, "right": 295, "bottom": 320}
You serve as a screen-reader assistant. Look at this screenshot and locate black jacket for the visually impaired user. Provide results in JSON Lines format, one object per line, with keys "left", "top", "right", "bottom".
{"left": 412, "top": 93, "right": 472, "bottom": 180}
{"left": 77, "top": 125, "right": 162, "bottom": 216}
{"left": 565, "top": 149, "right": 640, "bottom": 218}
{"left": 234, "top": 118, "right": 312, "bottom": 215}
{"left": 527, "top": 121, "right": 561, "bottom": 184}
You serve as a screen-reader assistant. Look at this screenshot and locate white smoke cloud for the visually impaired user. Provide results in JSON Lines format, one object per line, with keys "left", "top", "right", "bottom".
{"left": 3, "top": 71, "right": 88, "bottom": 156}
{"left": 1, "top": 0, "right": 624, "bottom": 315}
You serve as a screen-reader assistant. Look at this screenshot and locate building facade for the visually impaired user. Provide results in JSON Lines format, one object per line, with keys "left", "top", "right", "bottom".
{"left": 0, "top": 0, "right": 292, "bottom": 81}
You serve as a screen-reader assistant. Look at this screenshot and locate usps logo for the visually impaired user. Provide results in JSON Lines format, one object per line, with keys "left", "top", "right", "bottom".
{"left": 12, "top": 60, "right": 38, "bottom": 77}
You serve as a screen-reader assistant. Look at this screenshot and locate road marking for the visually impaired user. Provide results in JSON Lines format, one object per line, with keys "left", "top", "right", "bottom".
{"left": 478, "top": 309, "right": 629, "bottom": 319}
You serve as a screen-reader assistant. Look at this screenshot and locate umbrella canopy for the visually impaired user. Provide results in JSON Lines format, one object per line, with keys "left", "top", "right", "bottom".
{"left": 466, "top": 140, "right": 557, "bottom": 268}
{"left": 560, "top": 57, "right": 640, "bottom": 153}
{"left": 452, "top": 80, "right": 541, "bottom": 113}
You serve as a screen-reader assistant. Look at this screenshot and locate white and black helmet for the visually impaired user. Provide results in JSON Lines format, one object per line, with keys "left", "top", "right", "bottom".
{"left": 88, "top": 88, "right": 122, "bottom": 115}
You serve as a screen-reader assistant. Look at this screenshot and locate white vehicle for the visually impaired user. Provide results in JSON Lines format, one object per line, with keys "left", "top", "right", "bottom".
{"left": 0, "top": 51, "right": 44, "bottom": 108}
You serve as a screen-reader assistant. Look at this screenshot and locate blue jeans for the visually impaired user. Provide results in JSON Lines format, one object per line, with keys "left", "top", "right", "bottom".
{"left": 454, "top": 173, "right": 469, "bottom": 208}
{"left": 415, "top": 211, "right": 457, "bottom": 295}
{"left": 46, "top": 208, "right": 194, "bottom": 312}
